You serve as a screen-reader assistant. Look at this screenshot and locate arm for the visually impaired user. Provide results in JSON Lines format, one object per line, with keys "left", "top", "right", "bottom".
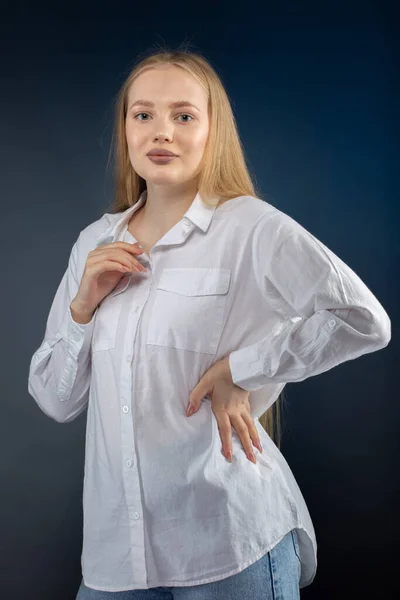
{"left": 28, "top": 235, "right": 98, "bottom": 423}
{"left": 229, "top": 211, "right": 391, "bottom": 391}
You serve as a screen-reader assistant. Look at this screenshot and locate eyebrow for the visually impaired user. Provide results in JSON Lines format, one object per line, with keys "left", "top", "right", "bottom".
{"left": 129, "top": 99, "right": 201, "bottom": 112}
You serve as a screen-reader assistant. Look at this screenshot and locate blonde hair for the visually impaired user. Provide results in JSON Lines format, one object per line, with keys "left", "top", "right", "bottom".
{"left": 105, "top": 43, "right": 286, "bottom": 448}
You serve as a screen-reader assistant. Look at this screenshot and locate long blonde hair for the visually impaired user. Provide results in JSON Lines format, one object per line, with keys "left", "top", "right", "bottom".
{"left": 104, "top": 43, "right": 286, "bottom": 448}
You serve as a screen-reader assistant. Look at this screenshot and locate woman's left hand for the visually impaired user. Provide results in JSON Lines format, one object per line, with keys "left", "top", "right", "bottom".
{"left": 187, "top": 356, "right": 263, "bottom": 464}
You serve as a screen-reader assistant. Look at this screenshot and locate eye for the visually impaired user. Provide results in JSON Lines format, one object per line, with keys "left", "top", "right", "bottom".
{"left": 133, "top": 112, "right": 193, "bottom": 123}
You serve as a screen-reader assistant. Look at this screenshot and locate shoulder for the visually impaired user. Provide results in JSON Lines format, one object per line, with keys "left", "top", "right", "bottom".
{"left": 218, "top": 195, "right": 320, "bottom": 264}
{"left": 79, "top": 210, "right": 121, "bottom": 241}
{"left": 216, "top": 194, "right": 294, "bottom": 234}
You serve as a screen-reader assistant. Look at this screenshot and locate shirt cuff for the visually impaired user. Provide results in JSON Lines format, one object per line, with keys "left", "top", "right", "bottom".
{"left": 58, "top": 306, "right": 98, "bottom": 358}
{"left": 229, "top": 345, "right": 267, "bottom": 391}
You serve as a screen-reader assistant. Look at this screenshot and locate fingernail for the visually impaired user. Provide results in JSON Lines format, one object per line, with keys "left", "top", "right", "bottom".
{"left": 227, "top": 450, "right": 232, "bottom": 463}
{"left": 256, "top": 441, "right": 263, "bottom": 454}
{"left": 248, "top": 452, "right": 256, "bottom": 464}
{"left": 186, "top": 404, "right": 194, "bottom": 417}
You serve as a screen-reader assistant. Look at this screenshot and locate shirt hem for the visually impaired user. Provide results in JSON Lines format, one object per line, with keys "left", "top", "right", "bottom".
{"left": 82, "top": 525, "right": 317, "bottom": 592}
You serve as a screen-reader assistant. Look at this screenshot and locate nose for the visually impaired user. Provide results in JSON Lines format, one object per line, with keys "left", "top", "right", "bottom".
{"left": 154, "top": 133, "right": 171, "bottom": 142}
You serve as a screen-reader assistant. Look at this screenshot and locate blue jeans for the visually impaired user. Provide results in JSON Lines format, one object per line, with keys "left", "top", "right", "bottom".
{"left": 76, "top": 529, "right": 301, "bottom": 600}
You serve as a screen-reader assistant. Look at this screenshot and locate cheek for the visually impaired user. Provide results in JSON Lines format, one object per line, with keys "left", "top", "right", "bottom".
{"left": 189, "top": 129, "right": 208, "bottom": 151}
{"left": 194, "top": 138, "right": 208, "bottom": 158}
{"left": 195, "top": 128, "right": 209, "bottom": 151}
{"left": 126, "top": 128, "right": 137, "bottom": 144}
{"left": 125, "top": 122, "right": 141, "bottom": 143}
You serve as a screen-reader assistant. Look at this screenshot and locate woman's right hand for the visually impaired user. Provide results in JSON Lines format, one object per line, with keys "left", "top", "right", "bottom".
{"left": 71, "top": 241, "right": 147, "bottom": 315}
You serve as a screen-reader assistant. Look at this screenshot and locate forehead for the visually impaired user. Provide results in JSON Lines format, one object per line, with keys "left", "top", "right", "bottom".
{"left": 127, "top": 66, "right": 208, "bottom": 108}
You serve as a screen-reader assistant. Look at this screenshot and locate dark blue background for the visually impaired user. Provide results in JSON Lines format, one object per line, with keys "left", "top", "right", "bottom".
{"left": 1, "top": 2, "right": 397, "bottom": 599}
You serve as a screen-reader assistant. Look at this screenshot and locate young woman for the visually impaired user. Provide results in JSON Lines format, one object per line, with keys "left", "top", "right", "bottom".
{"left": 28, "top": 48, "right": 391, "bottom": 600}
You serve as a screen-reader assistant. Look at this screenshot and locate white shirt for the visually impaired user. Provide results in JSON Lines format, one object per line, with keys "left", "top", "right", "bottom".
{"left": 28, "top": 191, "right": 391, "bottom": 592}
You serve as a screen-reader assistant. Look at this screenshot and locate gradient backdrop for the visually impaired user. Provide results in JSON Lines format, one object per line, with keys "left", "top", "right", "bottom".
{"left": 1, "top": 3, "right": 397, "bottom": 599}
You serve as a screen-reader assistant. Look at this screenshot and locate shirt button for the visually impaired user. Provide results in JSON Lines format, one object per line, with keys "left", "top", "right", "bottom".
{"left": 133, "top": 512, "right": 140, "bottom": 520}
{"left": 126, "top": 354, "right": 132, "bottom": 362}
{"left": 126, "top": 459, "right": 132, "bottom": 468}
{"left": 122, "top": 406, "right": 129, "bottom": 413}
{"left": 328, "top": 318, "right": 336, "bottom": 328}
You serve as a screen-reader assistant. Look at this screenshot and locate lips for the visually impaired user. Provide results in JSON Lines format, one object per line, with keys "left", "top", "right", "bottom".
{"left": 147, "top": 154, "right": 177, "bottom": 163}
{"left": 147, "top": 150, "right": 177, "bottom": 157}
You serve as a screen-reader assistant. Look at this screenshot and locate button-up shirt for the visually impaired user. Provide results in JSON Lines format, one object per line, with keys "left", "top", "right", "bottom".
{"left": 28, "top": 190, "right": 391, "bottom": 591}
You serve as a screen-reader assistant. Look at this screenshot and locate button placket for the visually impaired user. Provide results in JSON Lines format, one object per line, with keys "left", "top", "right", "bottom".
{"left": 118, "top": 286, "right": 148, "bottom": 568}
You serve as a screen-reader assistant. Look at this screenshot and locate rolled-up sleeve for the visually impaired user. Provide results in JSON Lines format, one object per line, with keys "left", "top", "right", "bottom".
{"left": 229, "top": 211, "right": 391, "bottom": 391}
{"left": 28, "top": 235, "right": 98, "bottom": 423}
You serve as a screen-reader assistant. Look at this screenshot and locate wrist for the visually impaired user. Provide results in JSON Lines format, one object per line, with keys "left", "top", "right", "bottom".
{"left": 70, "top": 299, "right": 95, "bottom": 324}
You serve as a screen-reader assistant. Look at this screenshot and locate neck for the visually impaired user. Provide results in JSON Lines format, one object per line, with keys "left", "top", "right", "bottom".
{"left": 140, "top": 182, "right": 198, "bottom": 234}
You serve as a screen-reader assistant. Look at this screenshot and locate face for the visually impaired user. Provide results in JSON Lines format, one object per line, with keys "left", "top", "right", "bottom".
{"left": 125, "top": 64, "right": 209, "bottom": 188}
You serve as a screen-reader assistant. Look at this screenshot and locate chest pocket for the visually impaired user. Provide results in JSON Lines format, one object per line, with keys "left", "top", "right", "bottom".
{"left": 91, "top": 274, "right": 131, "bottom": 352}
{"left": 147, "top": 268, "right": 231, "bottom": 355}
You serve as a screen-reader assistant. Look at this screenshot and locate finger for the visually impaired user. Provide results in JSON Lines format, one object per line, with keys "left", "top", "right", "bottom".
{"left": 98, "top": 242, "right": 144, "bottom": 255}
{"left": 230, "top": 414, "right": 257, "bottom": 464}
{"left": 111, "top": 247, "right": 147, "bottom": 272}
{"left": 215, "top": 412, "right": 233, "bottom": 462}
{"left": 241, "top": 411, "right": 263, "bottom": 454}
{"left": 89, "top": 255, "right": 145, "bottom": 274}
{"left": 91, "top": 249, "right": 147, "bottom": 272}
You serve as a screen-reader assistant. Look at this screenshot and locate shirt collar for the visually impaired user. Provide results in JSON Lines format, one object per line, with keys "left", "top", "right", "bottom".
{"left": 95, "top": 189, "right": 218, "bottom": 248}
